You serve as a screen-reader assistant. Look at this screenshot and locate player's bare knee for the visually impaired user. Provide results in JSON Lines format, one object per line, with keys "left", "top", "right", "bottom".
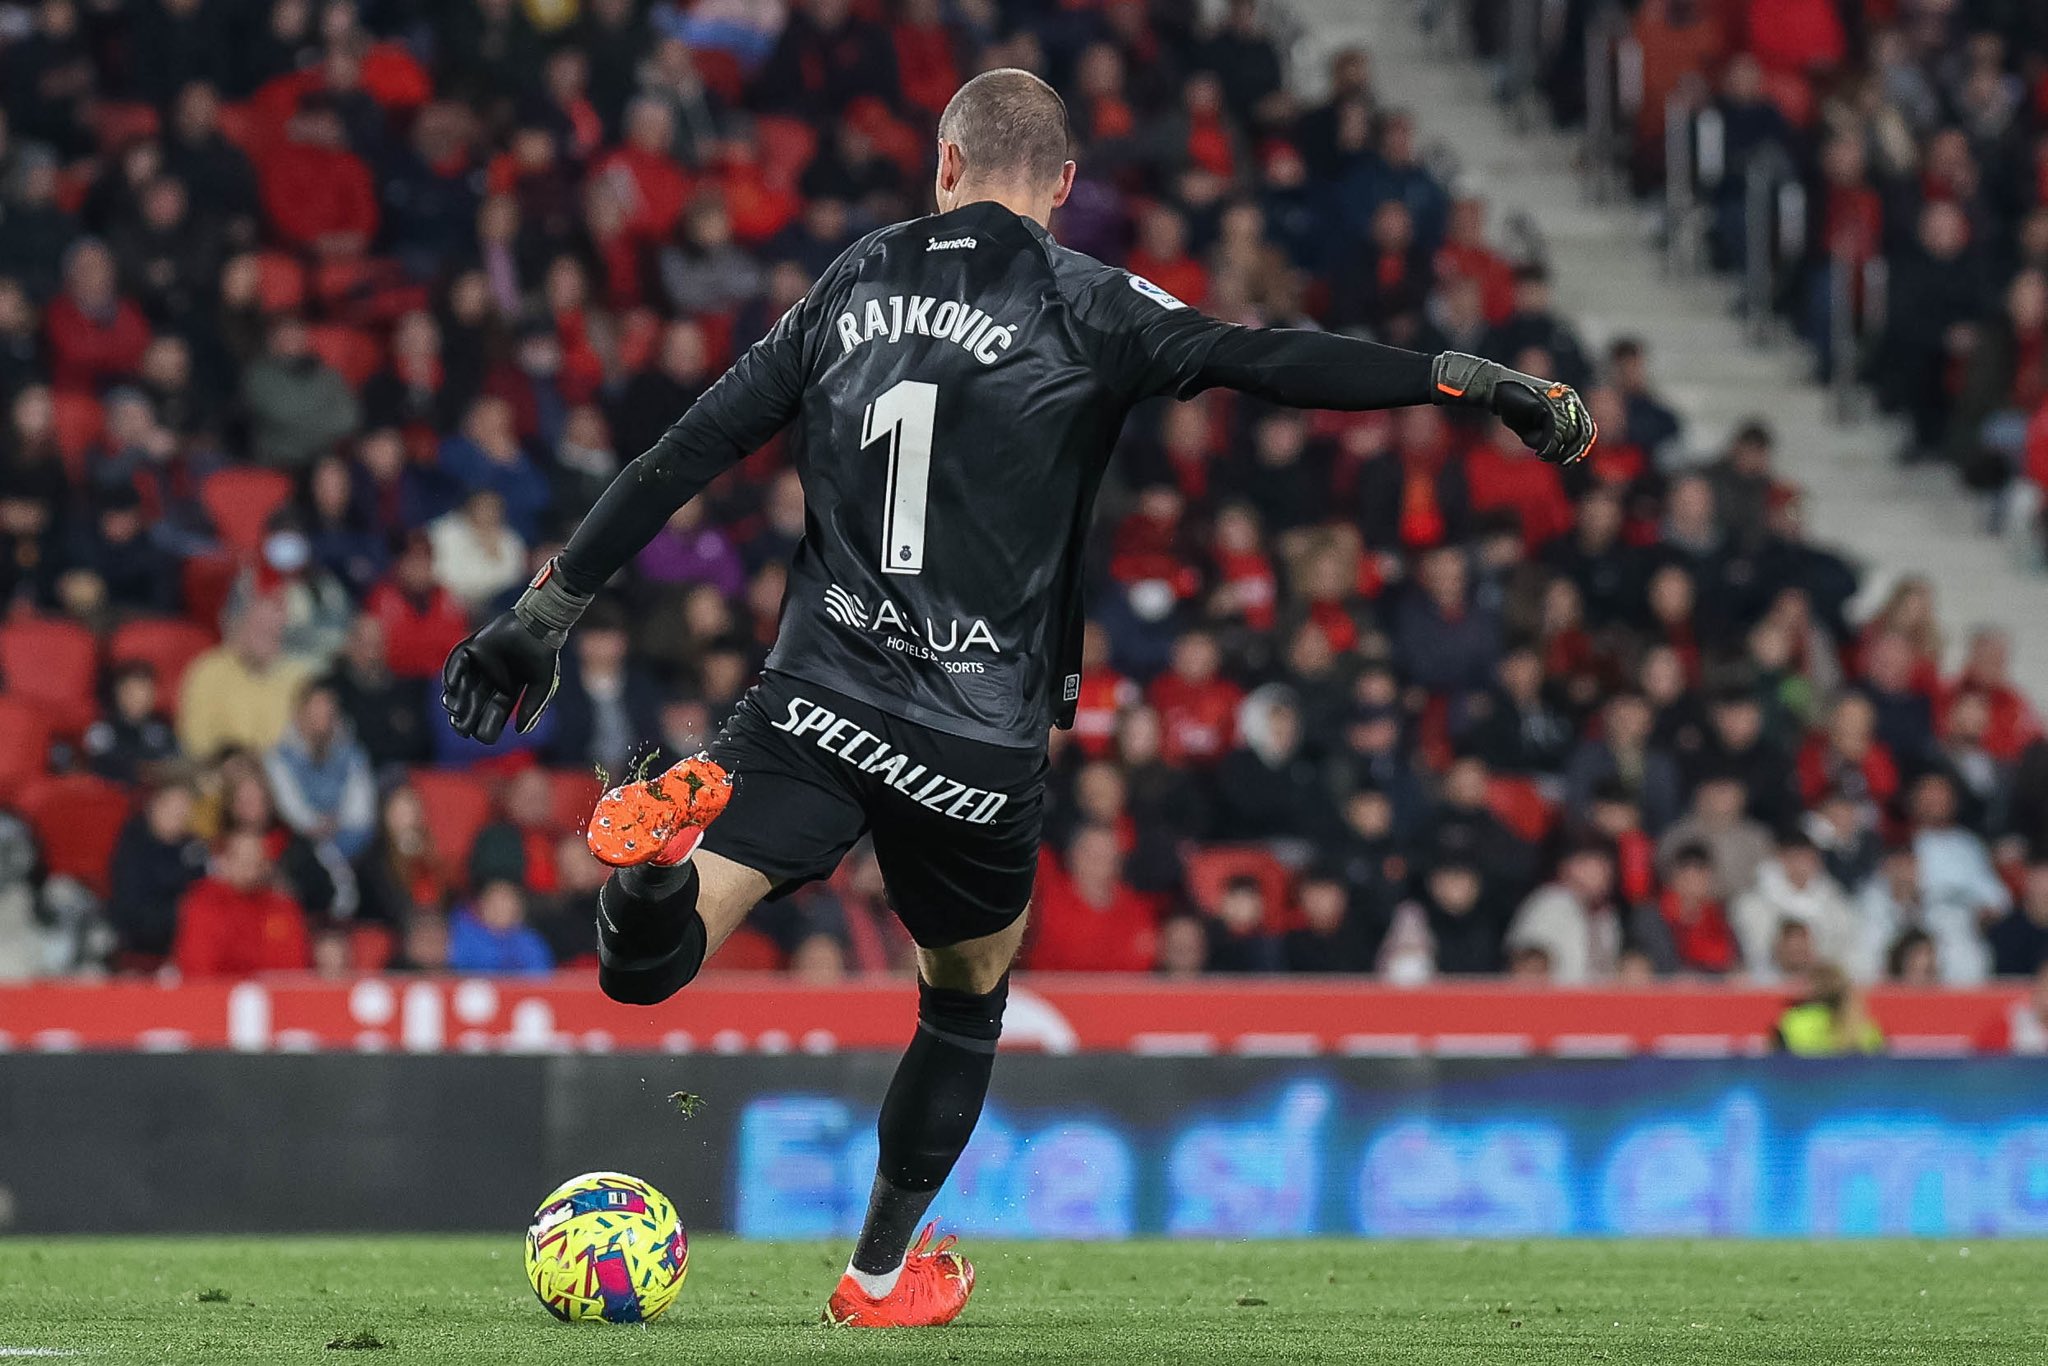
{"left": 692, "top": 852, "right": 775, "bottom": 954}
{"left": 916, "top": 913, "right": 1025, "bottom": 997}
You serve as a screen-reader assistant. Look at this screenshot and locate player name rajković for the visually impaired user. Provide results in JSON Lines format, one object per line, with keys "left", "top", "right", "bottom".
{"left": 835, "top": 294, "right": 1018, "bottom": 366}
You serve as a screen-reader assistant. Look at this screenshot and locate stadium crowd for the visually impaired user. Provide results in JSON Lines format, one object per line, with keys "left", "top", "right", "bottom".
{"left": 1, "top": 0, "right": 2047, "bottom": 1000}
{"left": 1557, "top": 0, "right": 2048, "bottom": 519}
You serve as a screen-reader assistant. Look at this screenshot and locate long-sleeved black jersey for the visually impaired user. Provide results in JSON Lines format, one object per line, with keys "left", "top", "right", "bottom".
{"left": 555, "top": 199, "right": 1437, "bottom": 748}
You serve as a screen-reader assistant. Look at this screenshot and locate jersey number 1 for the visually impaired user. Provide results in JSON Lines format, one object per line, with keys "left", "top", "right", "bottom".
{"left": 861, "top": 379, "right": 937, "bottom": 576}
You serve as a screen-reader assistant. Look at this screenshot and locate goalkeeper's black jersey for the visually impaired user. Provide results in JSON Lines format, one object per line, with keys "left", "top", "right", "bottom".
{"left": 557, "top": 200, "right": 1437, "bottom": 749}
{"left": 756, "top": 202, "right": 1250, "bottom": 746}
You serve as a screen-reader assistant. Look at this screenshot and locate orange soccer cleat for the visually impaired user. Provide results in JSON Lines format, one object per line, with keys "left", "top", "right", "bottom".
{"left": 822, "top": 1226, "right": 976, "bottom": 1328}
{"left": 584, "top": 755, "right": 733, "bottom": 869}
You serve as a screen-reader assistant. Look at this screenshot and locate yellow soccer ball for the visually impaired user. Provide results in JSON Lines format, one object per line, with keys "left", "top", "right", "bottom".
{"left": 525, "top": 1171, "right": 689, "bottom": 1323}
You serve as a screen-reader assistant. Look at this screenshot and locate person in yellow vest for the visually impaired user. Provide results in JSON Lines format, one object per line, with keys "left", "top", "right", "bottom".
{"left": 1774, "top": 962, "right": 1885, "bottom": 1056}
{"left": 177, "top": 594, "right": 314, "bottom": 760}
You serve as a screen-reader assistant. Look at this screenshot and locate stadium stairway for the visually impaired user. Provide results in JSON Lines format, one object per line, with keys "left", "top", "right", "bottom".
{"left": 1290, "top": 0, "right": 2048, "bottom": 700}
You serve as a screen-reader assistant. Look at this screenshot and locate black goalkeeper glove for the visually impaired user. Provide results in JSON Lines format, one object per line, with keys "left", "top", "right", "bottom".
{"left": 441, "top": 559, "right": 588, "bottom": 743}
{"left": 1430, "top": 352, "right": 1598, "bottom": 465}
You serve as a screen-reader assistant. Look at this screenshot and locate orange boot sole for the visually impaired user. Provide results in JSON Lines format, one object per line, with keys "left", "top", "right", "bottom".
{"left": 585, "top": 755, "right": 733, "bottom": 868}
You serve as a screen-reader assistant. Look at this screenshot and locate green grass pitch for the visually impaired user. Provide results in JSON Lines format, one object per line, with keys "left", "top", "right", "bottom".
{"left": 1, "top": 1237, "right": 2043, "bottom": 1364}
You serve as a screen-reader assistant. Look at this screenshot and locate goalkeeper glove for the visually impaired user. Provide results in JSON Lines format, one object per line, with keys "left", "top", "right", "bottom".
{"left": 441, "top": 558, "right": 587, "bottom": 743}
{"left": 1430, "top": 352, "right": 1598, "bottom": 466}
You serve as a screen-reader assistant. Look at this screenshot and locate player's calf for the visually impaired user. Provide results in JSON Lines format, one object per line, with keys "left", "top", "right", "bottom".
{"left": 824, "top": 973, "right": 1006, "bottom": 1326}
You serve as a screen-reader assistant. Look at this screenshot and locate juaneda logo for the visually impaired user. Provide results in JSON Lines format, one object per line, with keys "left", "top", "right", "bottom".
{"left": 927, "top": 235, "right": 977, "bottom": 251}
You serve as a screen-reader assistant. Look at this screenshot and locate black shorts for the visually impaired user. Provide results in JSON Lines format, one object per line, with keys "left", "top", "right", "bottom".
{"left": 698, "top": 670, "right": 1047, "bottom": 947}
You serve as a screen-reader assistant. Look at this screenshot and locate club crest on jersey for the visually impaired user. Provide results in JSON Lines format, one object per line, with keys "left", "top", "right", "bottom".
{"left": 1127, "top": 272, "right": 1186, "bottom": 311}
{"left": 823, "top": 583, "right": 1000, "bottom": 668}
{"left": 927, "top": 235, "right": 977, "bottom": 251}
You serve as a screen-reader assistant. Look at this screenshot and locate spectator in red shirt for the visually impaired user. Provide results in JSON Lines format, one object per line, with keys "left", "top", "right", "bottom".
{"left": 1107, "top": 485, "right": 1197, "bottom": 593}
{"left": 1746, "top": 0, "right": 1845, "bottom": 78}
{"left": 590, "top": 98, "right": 690, "bottom": 245}
{"left": 1177, "top": 72, "right": 1241, "bottom": 181}
{"left": 367, "top": 533, "right": 473, "bottom": 680}
{"left": 1126, "top": 202, "right": 1208, "bottom": 309}
{"left": 1798, "top": 692, "right": 1901, "bottom": 819}
{"left": 1029, "top": 826, "right": 1158, "bottom": 972}
{"left": 1464, "top": 417, "right": 1573, "bottom": 550}
{"left": 1148, "top": 630, "right": 1242, "bottom": 766}
{"left": 713, "top": 134, "right": 802, "bottom": 247}
{"left": 1578, "top": 387, "right": 1648, "bottom": 489}
{"left": 1073, "top": 40, "right": 1136, "bottom": 145}
{"left": 43, "top": 240, "right": 151, "bottom": 390}
{"left": 1659, "top": 842, "right": 1739, "bottom": 973}
{"left": 1434, "top": 196, "right": 1516, "bottom": 324}
{"left": 1356, "top": 406, "right": 1472, "bottom": 552}
{"left": 257, "top": 96, "right": 379, "bottom": 257}
{"left": 1070, "top": 621, "right": 1139, "bottom": 761}
{"left": 172, "top": 829, "right": 313, "bottom": 979}
{"left": 1946, "top": 628, "right": 2043, "bottom": 762}
{"left": 1206, "top": 503, "right": 1277, "bottom": 632}
{"left": 892, "top": 0, "right": 963, "bottom": 117}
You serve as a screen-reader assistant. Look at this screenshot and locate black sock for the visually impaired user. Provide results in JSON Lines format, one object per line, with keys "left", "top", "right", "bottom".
{"left": 595, "top": 860, "right": 706, "bottom": 1006}
{"left": 849, "top": 976, "right": 1006, "bottom": 1276}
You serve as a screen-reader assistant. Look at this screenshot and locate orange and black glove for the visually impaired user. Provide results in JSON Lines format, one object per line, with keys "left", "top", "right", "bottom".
{"left": 1431, "top": 352, "right": 1598, "bottom": 465}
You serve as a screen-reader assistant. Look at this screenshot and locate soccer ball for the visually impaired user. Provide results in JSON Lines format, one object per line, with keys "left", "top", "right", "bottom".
{"left": 525, "top": 1171, "right": 689, "bottom": 1323}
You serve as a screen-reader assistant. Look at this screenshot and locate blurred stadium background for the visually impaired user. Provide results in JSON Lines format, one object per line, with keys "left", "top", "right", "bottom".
{"left": 5, "top": 0, "right": 2048, "bottom": 1246}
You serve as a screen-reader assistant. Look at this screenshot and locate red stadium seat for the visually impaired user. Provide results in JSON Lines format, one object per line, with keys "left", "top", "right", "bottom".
{"left": 349, "top": 923, "right": 397, "bottom": 972}
{"left": 181, "top": 553, "right": 241, "bottom": 629}
{"left": 50, "top": 391, "right": 105, "bottom": 480}
{"left": 0, "top": 696, "right": 50, "bottom": 790}
{"left": 305, "top": 323, "right": 384, "bottom": 390}
{"left": 1486, "top": 776, "right": 1558, "bottom": 844}
{"left": 312, "top": 258, "right": 422, "bottom": 324}
{"left": 409, "top": 770, "right": 494, "bottom": 878}
{"left": 199, "top": 467, "right": 293, "bottom": 555}
{"left": 755, "top": 116, "right": 819, "bottom": 186}
{"left": 108, "top": 617, "right": 217, "bottom": 700}
{"left": 17, "top": 775, "right": 132, "bottom": 897}
{"left": 253, "top": 252, "right": 308, "bottom": 314}
{"left": 846, "top": 96, "right": 924, "bottom": 179}
{"left": 1760, "top": 68, "right": 1817, "bottom": 127}
{"left": 615, "top": 308, "right": 662, "bottom": 375}
{"left": 1184, "top": 845, "right": 1293, "bottom": 930}
{"left": 0, "top": 617, "right": 99, "bottom": 735}
{"left": 546, "top": 768, "right": 605, "bottom": 836}
{"left": 693, "top": 47, "right": 745, "bottom": 103}
{"left": 709, "top": 926, "right": 785, "bottom": 971}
